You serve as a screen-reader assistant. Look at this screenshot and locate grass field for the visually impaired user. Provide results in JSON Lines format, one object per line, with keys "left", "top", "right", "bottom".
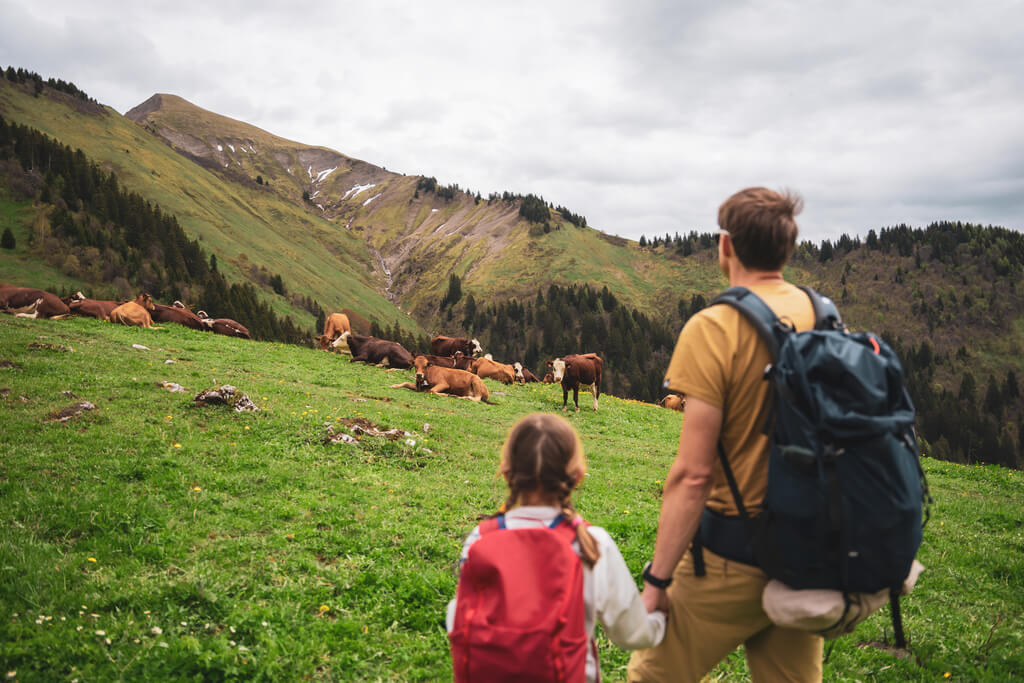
{"left": 0, "top": 316, "right": 1021, "bottom": 681}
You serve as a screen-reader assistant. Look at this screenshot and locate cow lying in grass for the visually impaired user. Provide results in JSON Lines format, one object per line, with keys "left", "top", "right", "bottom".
{"left": 67, "top": 292, "right": 120, "bottom": 320}
{"left": 340, "top": 331, "right": 413, "bottom": 369}
{"left": 390, "top": 355, "right": 493, "bottom": 403}
{"left": 660, "top": 394, "right": 685, "bottom": 412}
{"left": 108, "top": 293, "right": 159, "bottom": 328}
{"left": 471, "top": 357, "right": 515, "bottom": 385}
{"left": 513, "top": 362, "right": 540, "bottom": 383}
{"left": 1, "top": 285, "right": 71, "bottom": 318}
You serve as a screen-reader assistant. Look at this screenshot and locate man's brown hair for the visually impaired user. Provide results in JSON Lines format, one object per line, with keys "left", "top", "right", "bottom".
{"left": 718, "top": 187, "right": 803, "bottom": 271}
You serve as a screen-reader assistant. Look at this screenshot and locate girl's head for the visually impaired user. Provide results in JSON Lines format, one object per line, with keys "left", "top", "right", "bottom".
{"left": 499, "top": 413, "right": 600, "bottom": 565}
{"left": 500, "top": 413, "right": 585, "bottom": 505}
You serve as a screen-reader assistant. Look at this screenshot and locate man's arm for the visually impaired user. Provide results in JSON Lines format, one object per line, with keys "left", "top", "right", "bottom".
{"left": 641, "top": 395, "right": 721, "bottom": 612}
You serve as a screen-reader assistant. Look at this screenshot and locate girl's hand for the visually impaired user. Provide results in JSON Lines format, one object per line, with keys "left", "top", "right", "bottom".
{"left": 641, "top": 584, "right": 670, "bottom": 613}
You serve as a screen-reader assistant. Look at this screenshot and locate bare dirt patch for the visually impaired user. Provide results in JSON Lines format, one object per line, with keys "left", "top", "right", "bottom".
{"left": 27, "top": 342, "right": 74, "bottom": 352}
{"left": 46, "top": 401, "right": 96, "bottom": 423}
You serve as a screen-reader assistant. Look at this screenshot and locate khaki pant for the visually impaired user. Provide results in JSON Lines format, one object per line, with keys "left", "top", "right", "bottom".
{"left": 627, "top": 548, "right": 822, "bottom": 682}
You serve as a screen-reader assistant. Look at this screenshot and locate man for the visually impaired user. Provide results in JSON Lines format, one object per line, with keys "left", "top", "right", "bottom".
{"left": 628, "top": 188, "right": 823, "bottom": 682}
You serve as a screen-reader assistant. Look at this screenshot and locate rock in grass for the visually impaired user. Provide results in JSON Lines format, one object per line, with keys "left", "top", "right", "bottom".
{"left": 193, "top": 385, "right": 260, "bottom": 412}
{"left": 161, "top": 381, "right": 187, "bottom": 393}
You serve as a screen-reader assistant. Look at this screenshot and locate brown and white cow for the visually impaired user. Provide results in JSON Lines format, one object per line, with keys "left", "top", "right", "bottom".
{"left": 390, "top": 355, "right": 493, "bottom": 402}
{"left": 317, "top": 313, "right": 352, "bottom": 351}
{"left": 451, "top": 351, "right": 473, "bottom": 370}
{"left": 197, "top": 311, "right": 251, "bottom": 339}
{"left": 107, "top": 293, "right": 159, "bottom": 328}
{"left": 430, "top": 335, "right": 482, "bottom": 358}
{"left": 470, "top": 357, "right": 515, "bottom": 385}
{"left": 151, "top": 302, "right": 205, "bottom": 331}
{"left": 548, "top": 353, "right": 603, "bottom": 412}
{"left": 660, "top": 394, "right": 685, "bottom": 412}
{"left": 513, "top": 362, "right": 540, "bottom": 383}
{"left": 66, "top": 292, "right": 121, "bottom": 320}
{"left": 341, "top": 331, "right": 414, "bottom": 369}
{"left": 413, "top": 353, "right": 460, "bottom": 369}
{"left": 0, "top": 285, "right": 71, "bottom": 318}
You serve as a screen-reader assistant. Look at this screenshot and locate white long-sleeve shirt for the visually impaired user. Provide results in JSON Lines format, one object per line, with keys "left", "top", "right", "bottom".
{"left": 446, "top": 505, "right": 666, "bottom": 682}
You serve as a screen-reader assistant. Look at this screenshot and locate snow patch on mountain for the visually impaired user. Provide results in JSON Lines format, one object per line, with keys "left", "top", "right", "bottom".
{"left": 315, "top": 167, "right": 337, "bottom": 183}
{"left": 343, "top": 183, "right": 376, "bottom": 200}
{"left": 363, "top": 193, "right": 382, "bottom": 207}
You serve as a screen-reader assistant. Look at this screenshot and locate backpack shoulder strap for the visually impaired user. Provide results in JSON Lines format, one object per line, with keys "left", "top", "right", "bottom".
{"left": 549, "top": 513, "right": 584, "bottom": 546}
{"left": 478, "top": 516, "right": 503, "bottom": 535}
{"left": 797, "top": 285, "right": 844, "bottom": 331}
{"left": 711, "top": 287, "right": 784, "bottom": 361}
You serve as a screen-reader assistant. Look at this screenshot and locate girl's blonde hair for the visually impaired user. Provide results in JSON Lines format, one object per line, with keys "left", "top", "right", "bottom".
{"left": 499, "top": 413, "right": 600, "bottom": 567}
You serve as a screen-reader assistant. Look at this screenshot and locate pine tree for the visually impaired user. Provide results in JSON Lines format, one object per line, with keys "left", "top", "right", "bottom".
{"left": 0, "top": 227, "right": 14, "bottom": 250}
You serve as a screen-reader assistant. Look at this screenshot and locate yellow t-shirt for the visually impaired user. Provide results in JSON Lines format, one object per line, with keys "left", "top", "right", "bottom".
{"left": 663, "top": 282, "right": 816, "bottom": 516}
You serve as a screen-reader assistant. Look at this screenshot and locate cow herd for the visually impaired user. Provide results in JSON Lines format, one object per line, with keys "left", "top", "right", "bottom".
{"left": 2, "top": 282, "right": 685, "bottom": 411}
{"left": 0, "top": 284, "right": 251, "bottom": 339}
{"left": 312, "top": 319, "right": 606, "bottom": 411}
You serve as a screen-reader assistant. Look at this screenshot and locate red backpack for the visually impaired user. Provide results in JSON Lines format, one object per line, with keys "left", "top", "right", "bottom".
{"left": 449, "top": 513, "right": 589, "bottom": 683}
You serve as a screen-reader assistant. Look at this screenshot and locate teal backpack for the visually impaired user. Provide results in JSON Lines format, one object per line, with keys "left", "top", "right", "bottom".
{"left": 695, "top": 286, "right": 930, "bottom": 647}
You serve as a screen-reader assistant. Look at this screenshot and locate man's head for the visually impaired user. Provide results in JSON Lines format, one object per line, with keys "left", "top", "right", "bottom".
{"left": 718, "top": 187, "right": 802, "bottom": 272}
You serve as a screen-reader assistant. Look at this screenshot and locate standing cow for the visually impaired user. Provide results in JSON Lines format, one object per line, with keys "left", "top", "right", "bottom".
{"left": 548, "top": 353, "right": 603, "bottom": 412}
{"left": 430, "top": 335, "right": 482, "bottom": 358}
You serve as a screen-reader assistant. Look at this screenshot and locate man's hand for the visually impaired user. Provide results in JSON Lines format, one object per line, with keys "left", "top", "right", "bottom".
{"left": 641, "top": 584, "right": 670, "bottom": 613}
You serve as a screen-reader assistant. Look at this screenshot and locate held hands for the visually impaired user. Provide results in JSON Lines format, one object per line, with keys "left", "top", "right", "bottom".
{"left": 641, "top": 584, "right": 670, "bottom": 613}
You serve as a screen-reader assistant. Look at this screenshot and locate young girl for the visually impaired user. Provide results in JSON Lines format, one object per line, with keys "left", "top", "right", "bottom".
{"left": 447, "top": 413, "right": 665, "bottom": 682}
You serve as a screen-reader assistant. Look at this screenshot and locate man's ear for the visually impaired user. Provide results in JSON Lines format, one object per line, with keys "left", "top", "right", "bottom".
{"left": 720, "top": 232, "right": 733, "bottom": 258}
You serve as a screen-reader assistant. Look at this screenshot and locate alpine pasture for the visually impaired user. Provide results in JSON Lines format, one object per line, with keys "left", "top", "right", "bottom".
{"left": 1, "top": 317, "right": 1021, "bottom": 681}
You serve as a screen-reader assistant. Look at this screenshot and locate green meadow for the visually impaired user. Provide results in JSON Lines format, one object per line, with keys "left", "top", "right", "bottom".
{"left": 0, "top": 317, "right": 1021, "bottom": 681}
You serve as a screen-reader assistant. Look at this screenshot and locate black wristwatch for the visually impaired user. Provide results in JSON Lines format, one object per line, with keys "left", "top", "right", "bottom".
{"left": 642, "top": 561, "right": 672, "bottom": 589}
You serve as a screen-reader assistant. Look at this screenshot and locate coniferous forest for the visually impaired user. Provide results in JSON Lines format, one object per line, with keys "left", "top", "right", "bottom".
{"left": 0, "top": 115, "right": 307, "bottom": 343}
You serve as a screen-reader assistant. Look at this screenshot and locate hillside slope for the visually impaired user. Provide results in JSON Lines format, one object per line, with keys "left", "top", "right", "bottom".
{"left": 0, "top": 315, "right": 1020, "bottom": 681}
{"left": 0, "top": 79, "right": 415, "bottom": 333}
{"left": 123, "top": 92, "right": 724, "bottom": 319}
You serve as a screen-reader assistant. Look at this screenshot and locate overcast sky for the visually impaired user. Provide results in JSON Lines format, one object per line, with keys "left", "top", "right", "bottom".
{"left": 2, "top": 0, "right": 1022, "bottom": 243}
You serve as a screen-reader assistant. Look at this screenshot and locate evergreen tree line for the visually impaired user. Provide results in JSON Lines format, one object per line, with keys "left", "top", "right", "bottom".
{"left": 638, "top": 230, "right": 718, "bottom": 257}
{"left": 0, "top": 115, "right": 308, "bottom": 344}
{"left": 795, "top": 222, "right": 1024, "bottom": 278}
{"left": 886, "top": 336, "right": 1021, "bottom": 469}
{"left": 3, "top": 66, "right": 96, "bottom": 103}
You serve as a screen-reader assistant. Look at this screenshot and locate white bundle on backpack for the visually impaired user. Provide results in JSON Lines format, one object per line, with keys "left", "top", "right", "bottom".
{"left": 762, "top": 560, "right": 925, "bottom": 639}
